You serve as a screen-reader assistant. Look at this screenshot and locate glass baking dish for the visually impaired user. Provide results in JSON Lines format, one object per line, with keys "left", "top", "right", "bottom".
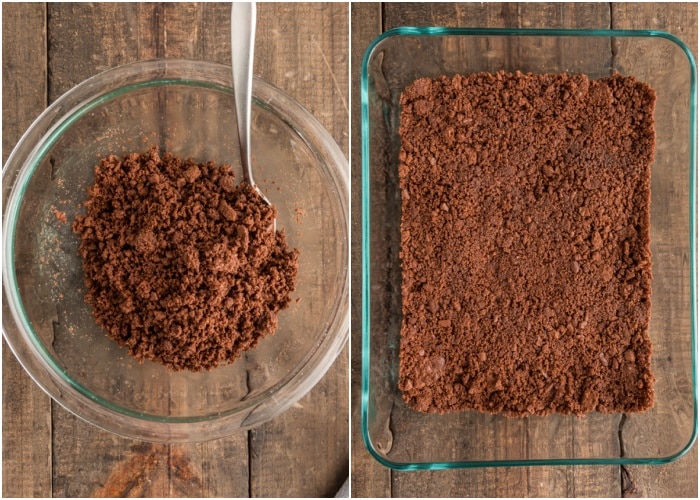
{"left": 361, "top": 28, "right": 697, "bottom": 470}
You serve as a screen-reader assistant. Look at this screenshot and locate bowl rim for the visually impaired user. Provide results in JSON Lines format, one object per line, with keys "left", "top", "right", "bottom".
{"left": 360, "top": 27, "right": 698, "bottom": 469}
{"left": 2, "top": 58, "right": 349, "bottom": 442}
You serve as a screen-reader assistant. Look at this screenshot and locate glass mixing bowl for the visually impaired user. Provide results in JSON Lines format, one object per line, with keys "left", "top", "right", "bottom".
{"left": 3, "top": 59, "right": 349, "bottom": 443}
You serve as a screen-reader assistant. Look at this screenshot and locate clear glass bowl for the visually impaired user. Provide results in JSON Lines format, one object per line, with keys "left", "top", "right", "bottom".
{"left": 361, "top": 28, "right": 697, "bottom": 469}
{"left": 3, "top": 59, "right": 349, "bottom": 443}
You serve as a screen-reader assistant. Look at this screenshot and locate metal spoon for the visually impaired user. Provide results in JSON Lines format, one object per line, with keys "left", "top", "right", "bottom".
{"left": 231, "top": 1, "right": 275, "bottom": 230}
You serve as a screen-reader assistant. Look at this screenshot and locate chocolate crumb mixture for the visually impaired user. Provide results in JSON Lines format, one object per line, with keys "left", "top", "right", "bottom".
{"left": 72, "top": 147, "right": 299, "bottom": 371}
{"left": 398, "top": 71, "right": 656, "bottom": 417}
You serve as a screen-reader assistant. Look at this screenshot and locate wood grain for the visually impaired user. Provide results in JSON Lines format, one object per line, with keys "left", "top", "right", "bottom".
{"left": 350, "top": 2, "right": 389, "bottom": 498}
{"left": 383, "top": 1, "right": 611, "bottom": 30}
{"left": 1, "top": 3, "right": 52, "bottom": 498}
{"left": 4, "top": 2, "right": 348, "bottom": 497}
{"left": 255, "top": 2, "right": 349, "bottom": 154}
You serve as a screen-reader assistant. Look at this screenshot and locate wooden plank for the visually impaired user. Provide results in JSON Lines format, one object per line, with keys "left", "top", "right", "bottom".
{"left": 162, "top": 2, "right": 232, "bottom": 64}
{"left": 253, "top": 2, "right": 349, "bottom": 154}
{"left": 45, "top": 3, "right": 250, "bottom": 497}
{"left": 248, "top": 3, "right": 349, "bottom": 497}
{"left": 53, "top": 414, "right": 251, "bottom": 497}
{"left": 1, "top": 346, "right": 53, "bottom": 499}
{"left": 248, "top": 354, "right": 350, "bottom": 498}
{"left": 2, "top": 3, "right": 48, "bottom": 162}
{"left": 610, "top": 3, "right": 698, "bottom": 498}
{"left": 47, "top": 2, "right": 159, "bottom": 101}
{"left": 52, "top": 416, "right": 249, "bottom": 497}
{"left": 383, "top": 1, "right": 610, "bottom": 30}
{"left": 1, "top": 3, "right": 53, "bottom": 498}
{"left": 350, "top": 2, "right": 390, "bottom": 498}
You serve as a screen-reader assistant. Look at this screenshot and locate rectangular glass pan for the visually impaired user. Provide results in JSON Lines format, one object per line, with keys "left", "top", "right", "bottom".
{"left": 361, "top": 28, "right": 697, "bottom": 470}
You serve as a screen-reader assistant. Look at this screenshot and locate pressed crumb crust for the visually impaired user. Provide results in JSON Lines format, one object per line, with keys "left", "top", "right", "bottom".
{"left": 73, "top": 147, "right": 299, "bottom": 371}
{"left": 398, "top": 71, "right": 656, "bottom": 417}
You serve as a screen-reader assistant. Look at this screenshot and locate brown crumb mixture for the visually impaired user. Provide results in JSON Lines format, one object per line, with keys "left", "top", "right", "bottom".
{"left": 398, "top": 71, "right": 655, "bottom": 417}
{"left": 72, "top": 147, "right": 299, "bottom": 371}
{"left": 51, "top": 206, "right": 67, "bottom": 223}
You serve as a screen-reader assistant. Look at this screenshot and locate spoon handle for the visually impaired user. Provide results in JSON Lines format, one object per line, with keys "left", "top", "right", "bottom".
{"left": 231, "top": 1, "right": 256, "bottom": 183}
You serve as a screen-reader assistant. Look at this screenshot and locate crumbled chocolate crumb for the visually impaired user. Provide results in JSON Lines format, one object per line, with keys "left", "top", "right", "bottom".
{"left": 72, "top": 147, "right": 299, "bottom": 371}
{"left": 398, "top": 71, "right": 655, "bottom": 417}
{"left": 51, "top": 206, "right": 67, "bottom": 223}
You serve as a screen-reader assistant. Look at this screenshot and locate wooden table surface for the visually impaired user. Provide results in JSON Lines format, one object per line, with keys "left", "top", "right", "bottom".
{"left": 2, "top": 3, "right": 348, "bottom": 497}
{"left": 350, "top": 2, "right": 698, "bottom": 498}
